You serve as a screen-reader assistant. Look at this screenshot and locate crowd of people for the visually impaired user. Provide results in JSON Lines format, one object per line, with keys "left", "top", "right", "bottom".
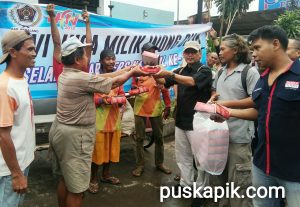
{"left": 0, "top": 3, "right": 299, "bottom": 207}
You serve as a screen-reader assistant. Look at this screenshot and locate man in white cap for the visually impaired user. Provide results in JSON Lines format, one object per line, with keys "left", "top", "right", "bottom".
{"left": 49, "top": 36, "right": 148, "bottom": 207}
{"left": 0, "top": 30, "right": 36, "bottom": 207}
{"left": 154, "top": 41, "right": 212, "bottom": 207}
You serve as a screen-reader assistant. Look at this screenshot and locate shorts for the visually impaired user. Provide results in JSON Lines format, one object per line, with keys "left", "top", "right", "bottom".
{"left": 49, "top": 119, "right": 95, "bottom": 193}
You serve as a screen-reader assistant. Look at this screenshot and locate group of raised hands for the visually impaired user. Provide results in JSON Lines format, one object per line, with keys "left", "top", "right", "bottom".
{"left": 46, "top": 4, "right": 90, "bottom": 23}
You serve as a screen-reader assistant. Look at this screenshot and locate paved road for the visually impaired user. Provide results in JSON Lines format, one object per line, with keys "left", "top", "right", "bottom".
{"left": 21, "top": 136, "right": 218, "bottom": 207}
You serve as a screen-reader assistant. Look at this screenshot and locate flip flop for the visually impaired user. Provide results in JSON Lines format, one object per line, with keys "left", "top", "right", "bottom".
{"left": 132, "top": 166, "right": 144, "bottom": 177}
{"left": 156, "top": 165, "right": 172, "bottom": 174}
{"left": 100, "top": 176, "right": 121, "bottom": 185}
{"left": 88, "top": 182, "right": 99, "bottom": 194}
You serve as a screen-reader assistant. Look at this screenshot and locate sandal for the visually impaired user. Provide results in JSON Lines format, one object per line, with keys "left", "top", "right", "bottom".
{"left": 88, "top": 182, "right": 99, "bottom": 194}
{"left": 156, "top": 164, "right": 172, "bottom": 174}
{"left": 132, "top": 166, "right": 144, "bottom": 177}
{"left": 100, "top": 176, "right": 121, "bottom": 185}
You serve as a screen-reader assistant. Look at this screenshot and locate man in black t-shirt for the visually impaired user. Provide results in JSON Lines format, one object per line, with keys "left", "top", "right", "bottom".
{"left": 154, "top": 41, "right": 212, "bottom": 207}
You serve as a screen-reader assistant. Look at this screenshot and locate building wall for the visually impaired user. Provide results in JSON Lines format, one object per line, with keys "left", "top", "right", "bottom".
{"left": 110, "top": 1, "right": 174, "bottom": 25}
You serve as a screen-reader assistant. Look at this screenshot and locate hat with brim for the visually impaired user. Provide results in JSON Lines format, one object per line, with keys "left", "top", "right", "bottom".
{"left": 61, "top": 36, "right": 92, "bottom": 57}
{"left": 0, "top": 30, "right": 33, "bottom": 64}
{"left": 0, "top": 53, "right": 9, "bottom": 65}
{"left": 183, "top": 41, "right": 201, "bottom": 52}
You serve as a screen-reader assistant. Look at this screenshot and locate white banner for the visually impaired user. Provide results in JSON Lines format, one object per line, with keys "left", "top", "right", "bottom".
{"left": 0, "top": 1, "right": 211, "bottom": 99}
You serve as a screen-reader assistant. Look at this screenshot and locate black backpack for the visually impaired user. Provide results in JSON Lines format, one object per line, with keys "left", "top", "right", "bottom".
{"left": 217, "top": 65, "right": 251, "bottom": 94}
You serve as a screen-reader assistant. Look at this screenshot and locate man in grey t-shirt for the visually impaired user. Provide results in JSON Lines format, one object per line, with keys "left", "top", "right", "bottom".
{"left": 212, "top": 63, "right": 259, "bottom": 144}
{"left": 210, "top": 34, "right": 260, "bottom": 207}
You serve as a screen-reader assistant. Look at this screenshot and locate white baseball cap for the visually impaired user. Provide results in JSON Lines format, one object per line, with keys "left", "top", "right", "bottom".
{"left": 183, "top": 41, "right": 201, "bottom": 52}
{"left": 61, "top": 36, "right": 92, "bottom": 57}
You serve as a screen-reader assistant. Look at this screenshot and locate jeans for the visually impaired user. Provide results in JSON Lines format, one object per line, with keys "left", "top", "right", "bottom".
{"left": 252, "top": 164, "right": 300, "bottom": 207}
{"left": 0, "top": 166, "right": 30, "bottom": 207}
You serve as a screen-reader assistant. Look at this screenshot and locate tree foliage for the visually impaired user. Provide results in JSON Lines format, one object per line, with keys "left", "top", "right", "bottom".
{"left": 215, "top": 0, "right": 253, "bottom": 20}
{"left": 214, "top": 0, "right": 254, "bottom": 36}
{"left": 274, "top": 9, "right": 300, "bottom": 39}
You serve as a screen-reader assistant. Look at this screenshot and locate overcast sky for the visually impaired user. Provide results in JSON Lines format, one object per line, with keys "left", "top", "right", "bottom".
{"left": 103, "top": 0, "right": 259, "bottom": 20}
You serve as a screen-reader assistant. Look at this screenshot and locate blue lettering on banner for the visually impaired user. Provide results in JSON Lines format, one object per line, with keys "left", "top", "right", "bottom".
{"left": 0, "top": 1, "right": 211, "bottom": 99}
{"left": 25, "top": 66, "right": 55, "bottom": 84}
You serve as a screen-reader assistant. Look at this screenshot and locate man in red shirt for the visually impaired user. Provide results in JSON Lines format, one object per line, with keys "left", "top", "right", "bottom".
{"left": 47, "top": 4, "right": 92, "bottom": 83}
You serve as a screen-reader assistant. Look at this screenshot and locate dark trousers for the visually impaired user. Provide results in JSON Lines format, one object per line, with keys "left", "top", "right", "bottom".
{"left": 134, "top": 115, "right": 164, "bottom": 167}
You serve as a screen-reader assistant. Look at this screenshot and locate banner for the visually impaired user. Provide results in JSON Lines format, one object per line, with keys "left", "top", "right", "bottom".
{"left": 0, "top": 1, "right": 211, "bottom": 100}
{"left": 259, "top": 0, "right": 300, "bottom": 11}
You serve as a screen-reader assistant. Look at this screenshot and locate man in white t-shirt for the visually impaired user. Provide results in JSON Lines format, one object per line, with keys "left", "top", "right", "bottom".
{"left": 0, "top": 30, "right": 36, "bottom": 207}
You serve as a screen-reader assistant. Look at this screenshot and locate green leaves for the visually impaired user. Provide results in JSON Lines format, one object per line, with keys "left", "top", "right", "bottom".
{"left": 274, "top": 9, "right": 300, "bottom": 39}
{"left": 214, "top": 0, "right": 254, "bottom": 36}
{"left": 214, "top": 0, "right": 254, "bottom": 23}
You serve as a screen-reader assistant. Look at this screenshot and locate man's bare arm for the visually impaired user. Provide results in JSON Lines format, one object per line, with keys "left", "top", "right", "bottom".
{"left": 98, "top": 66, "right": 132, "bottom": 78}
{"left": 153, "top": 69, "right": 195, "bottom": 86}
{"left": 47, "top": 4, "right": 61, "bottom": 63}
{"left": 83, "top": 10, "right": 92, "bottom": 63}
{"left": 229, "top": 108, "right": 258, "bottom": 121}
{"left": 173, "top": 74, "right": 196, "bottom": 86}
{"left": 109, "top": 66, "right": 148, "bottom": 89}
{"left": 0, "top": 127, "right": 27, "bottom": 194}
{"left": 217, "top": 97, "right": 255, "bottom": 109}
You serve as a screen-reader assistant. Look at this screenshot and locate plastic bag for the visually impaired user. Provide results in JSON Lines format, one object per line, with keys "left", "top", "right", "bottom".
{"left": 121, "top": 99, "right": 135, "bottom": 136}
{"left": 188, "top": 112, "right": 229, "bottom": 175}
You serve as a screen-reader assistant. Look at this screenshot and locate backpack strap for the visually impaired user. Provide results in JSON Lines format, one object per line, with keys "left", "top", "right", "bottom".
{"left": 241, "top": 65, "right": 251, "bottom": 96}
{"left": 217, "top": 68, "right": 224, "bottom": 80}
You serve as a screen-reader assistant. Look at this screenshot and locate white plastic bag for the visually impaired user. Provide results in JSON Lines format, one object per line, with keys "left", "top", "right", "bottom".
{"left": 121, "top": 99, "right": 135, "bottom": 136}
{"left": 189, "top": 112, "right": 229, "bottom": 175}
